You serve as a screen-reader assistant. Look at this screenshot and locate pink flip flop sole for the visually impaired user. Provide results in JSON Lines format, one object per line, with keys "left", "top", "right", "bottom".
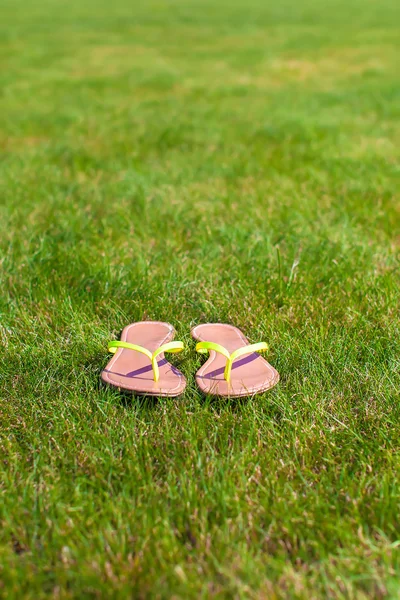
{"left": 192, "top": 323, "right": 279, "bottom": 397}
{"left": 102, "top": 321, "right": 186, "bottom": 397}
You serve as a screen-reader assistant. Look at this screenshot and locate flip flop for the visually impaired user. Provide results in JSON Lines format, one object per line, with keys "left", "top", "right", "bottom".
{"left": 102, "top": 321, "right": 186, "bottom": 396}
{"left": 192, "top": 323, "right": 279, "bottom": 397}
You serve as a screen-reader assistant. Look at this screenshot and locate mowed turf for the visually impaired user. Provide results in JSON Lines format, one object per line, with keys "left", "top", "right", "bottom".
{"left": 1, "top": 0, "right": 400, "bottom": 597}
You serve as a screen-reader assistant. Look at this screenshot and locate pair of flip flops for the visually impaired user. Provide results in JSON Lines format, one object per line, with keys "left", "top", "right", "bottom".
{"left": 101, "top": 321, "right": 279, "bottom": 398}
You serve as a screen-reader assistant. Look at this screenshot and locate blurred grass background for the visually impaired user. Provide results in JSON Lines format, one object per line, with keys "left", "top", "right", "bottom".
{"left": 0, "top": 0, "right": 400, "bottom": 597}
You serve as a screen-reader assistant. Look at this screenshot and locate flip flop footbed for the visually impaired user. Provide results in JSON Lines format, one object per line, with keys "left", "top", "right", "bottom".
{"left": 102, "top": 321, "right": 186, "bottom": 396}
{"left": 192, "top": 323, "right": 279, "bottom": 397}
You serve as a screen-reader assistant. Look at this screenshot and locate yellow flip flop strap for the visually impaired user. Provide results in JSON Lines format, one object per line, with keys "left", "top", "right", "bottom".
{"left": 108, "top": 340, "right": 184, "bottom": 382}
{"left": 196, "top": 341, "right": 268, "bottom": 383}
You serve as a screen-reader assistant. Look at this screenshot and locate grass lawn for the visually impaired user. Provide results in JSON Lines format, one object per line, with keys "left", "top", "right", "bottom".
{"left": 1, "top": 0, "right": 400, "bottom": 596}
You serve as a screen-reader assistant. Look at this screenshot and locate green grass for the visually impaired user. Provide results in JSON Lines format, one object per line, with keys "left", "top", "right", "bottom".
{"left": 1, "top": 0, "right": 400, "bottom": 596}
